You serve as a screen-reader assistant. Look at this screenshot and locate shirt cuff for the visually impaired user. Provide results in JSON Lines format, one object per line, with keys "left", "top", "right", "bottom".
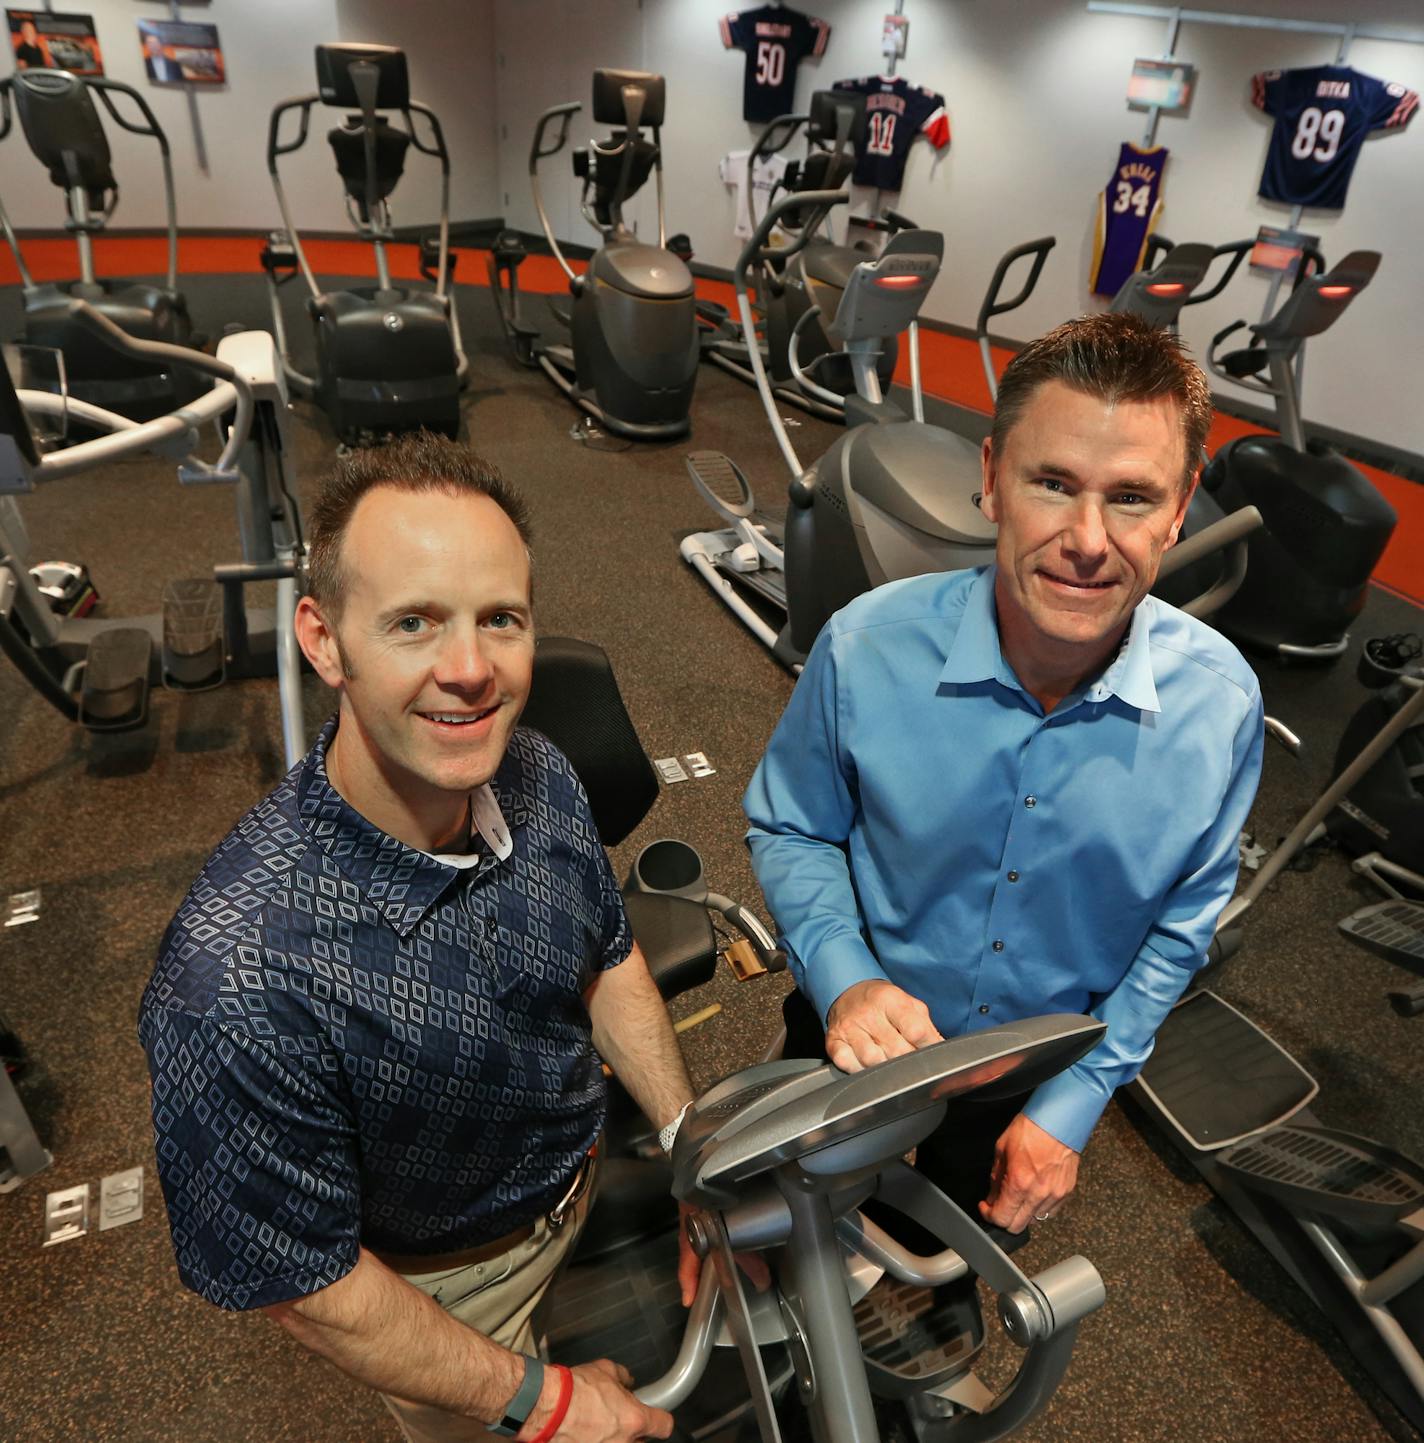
{"left": 1021, "top": 1067, "right": 1111, "bottom": 1155}
{"left": 798, "top": 935, "right": 889, "bottom": 1026}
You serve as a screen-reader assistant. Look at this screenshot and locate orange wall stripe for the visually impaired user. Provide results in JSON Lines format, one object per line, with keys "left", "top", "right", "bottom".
{"left": 1, "top": 233, "right": 1417, "bottom": 602}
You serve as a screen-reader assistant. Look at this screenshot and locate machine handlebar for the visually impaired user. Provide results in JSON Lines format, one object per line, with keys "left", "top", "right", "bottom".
{"left": 12, "top": 300, "right": 253, "bottom": 486}
{"left": 977, "top": 236, "right": 1056, "bottom": 334}
{"left": 732, "top": 186, "right": 848, "bottom": 296}
{"left": 529, "top": 101, "right": 581, "bottom": 171}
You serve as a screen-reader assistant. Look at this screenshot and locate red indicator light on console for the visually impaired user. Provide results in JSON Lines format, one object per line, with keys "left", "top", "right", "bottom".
{"left": 1145, "top": 282, "right": 1187, "bottom": 296}
{"left": 1317, "top": 285, "right": 1353, "bottom": 299}
{"left": 873, "top": 274, "right": 926, "bottom": 289}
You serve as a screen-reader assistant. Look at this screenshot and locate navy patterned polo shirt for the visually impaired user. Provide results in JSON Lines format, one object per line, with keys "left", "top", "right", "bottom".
{"left": 138, "top": 718, "right": 632, "bottom": 1312}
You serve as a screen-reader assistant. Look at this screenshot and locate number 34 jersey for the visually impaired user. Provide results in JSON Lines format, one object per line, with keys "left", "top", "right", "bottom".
{"left": 1090, "top": 143, "right": 1167, "bottom": 298}
{"left": 721, "top": 5, "right": 831, "bottom": 124}
{"left": 1252, "top": 65, "right": 1417, "bottom": 210}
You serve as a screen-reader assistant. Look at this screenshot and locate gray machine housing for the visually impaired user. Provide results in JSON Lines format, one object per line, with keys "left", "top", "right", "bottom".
{"left": 0, "top": 68, "right": 202, "bottom": 418}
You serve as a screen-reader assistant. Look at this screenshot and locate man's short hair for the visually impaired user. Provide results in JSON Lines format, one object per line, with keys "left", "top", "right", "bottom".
{"left": 305, "top": 431, "right": 532, "bottom": 619}
{"left": 990, "top": 312, "right": 1214, "bottom": 490}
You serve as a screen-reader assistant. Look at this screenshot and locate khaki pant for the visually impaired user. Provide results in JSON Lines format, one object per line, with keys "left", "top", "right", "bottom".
{"left": 380, "top": 1169, "right": 596, "bottom": 1443}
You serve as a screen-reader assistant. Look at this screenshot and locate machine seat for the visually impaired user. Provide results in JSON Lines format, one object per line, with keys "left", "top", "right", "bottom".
{"left": 520, "top": 637, "right": 718, "bottom": 1000}
{"left": 590, "top": 243, "right": 693, "bottom": 302}
{"left": 803, "top": 243, "right": 865, "bottom": 291}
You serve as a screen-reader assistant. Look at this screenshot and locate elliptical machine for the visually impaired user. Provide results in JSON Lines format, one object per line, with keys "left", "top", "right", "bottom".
{"left": 487, "top": 69, "right": 699, "bottom": 441}
{"left": 0, "top": 302, "right": 308, "bottom": 768}
{"left": 682, "top": 191, "right": 1256, "bottom": 671}
{"left": 264, "top": 44, "right": 467, "bottom": 444}
{"left": 1200, "top": 248, "right": 1396, "bottom": 662}
{"left": 698, "top": 91, "right": 901, "bottom": 422}
{"left": 0, "top": 68, "right": 202, "bottom": 419}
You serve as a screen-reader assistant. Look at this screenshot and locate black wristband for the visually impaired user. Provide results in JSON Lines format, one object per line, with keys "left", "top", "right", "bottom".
{"left": 491, "top": 1355, "right": 545, "bottom": 1438}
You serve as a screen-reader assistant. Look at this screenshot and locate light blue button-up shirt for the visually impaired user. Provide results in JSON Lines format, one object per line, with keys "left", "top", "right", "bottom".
{"left": 744, "top": 566, "right": 1264, "bottom": 1153}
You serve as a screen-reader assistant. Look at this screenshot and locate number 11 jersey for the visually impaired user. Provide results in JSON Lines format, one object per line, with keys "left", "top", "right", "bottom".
{"left": 1252, "top": 65, "right": 1417, "bottom": 210}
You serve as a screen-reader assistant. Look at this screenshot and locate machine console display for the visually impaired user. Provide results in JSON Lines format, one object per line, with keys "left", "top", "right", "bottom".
{"left": 316, "top": 44, "right": 410, "bottom": 111}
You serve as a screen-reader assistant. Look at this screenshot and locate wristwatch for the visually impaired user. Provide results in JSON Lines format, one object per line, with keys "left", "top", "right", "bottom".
{"left": 491, "top": 1355, "right": 545, "bottom": 1438}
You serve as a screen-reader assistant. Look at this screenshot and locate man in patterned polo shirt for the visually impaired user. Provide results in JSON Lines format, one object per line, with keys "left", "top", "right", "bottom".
{"left": 139, "top": 434, "right": 689, "bottom": 1443}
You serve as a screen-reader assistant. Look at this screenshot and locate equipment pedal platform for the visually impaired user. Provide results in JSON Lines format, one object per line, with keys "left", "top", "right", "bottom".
{"left": 1132, "top": 991, "right": 1318, "bottom": 1151}
{"left": 1338, "top": 899, "right": 1424, "bottom": 977}
{"left": 854, "top": 1275, "right": 985, "bottom": 1398}
{"left": 1219, "top": 1124, "right": 1424, "bottom": 1231}
{"left": 80, "top": 627, "right": 151, "bottom": 730}
{"left": 161, "top": 578, "right": 224, "bottom": 690}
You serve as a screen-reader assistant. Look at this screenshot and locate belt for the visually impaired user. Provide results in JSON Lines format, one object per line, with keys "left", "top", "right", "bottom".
{"left": 372, "top": 1148, "right": 597, "bottom": 1276}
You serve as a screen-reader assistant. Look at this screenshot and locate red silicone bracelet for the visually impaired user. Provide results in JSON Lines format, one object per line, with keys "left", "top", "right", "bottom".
{"left": 524, "top": 1364, "right": 573, "bottom": 1443}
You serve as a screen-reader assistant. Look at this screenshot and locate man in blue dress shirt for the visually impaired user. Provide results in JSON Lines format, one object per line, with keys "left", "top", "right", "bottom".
{"left": 744, "top": 312, "right": 1264, "bottom": 1235}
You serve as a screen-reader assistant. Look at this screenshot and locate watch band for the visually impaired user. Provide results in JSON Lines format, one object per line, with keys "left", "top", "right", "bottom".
{"left": 659, "top": 1100, "right": 692, "bottom": 1155}
{"left": 491, "top": 1355, "right": 545, "bottom": 1438}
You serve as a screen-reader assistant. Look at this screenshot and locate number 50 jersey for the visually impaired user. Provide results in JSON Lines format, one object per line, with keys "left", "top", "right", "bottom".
{"left": 1252, "top": 65, "right": 1417, "bottom": 210}
{"left": 1090, "top": 143, "right": 1167, "bottom": 298}
{"left": 721, "top": 5, "right": 831, "bottom": 124}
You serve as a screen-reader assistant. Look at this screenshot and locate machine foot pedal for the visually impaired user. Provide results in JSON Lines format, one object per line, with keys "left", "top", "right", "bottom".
{"left": 1338, "top": 899, "right": 1424, "bottom": 977}
{"left": 854, "top": 1275, "right": 985, "bottom": 1398}
{"left": 79, "top": 627, "right": 151, "bottom": 730}
{"left": 1219, "top": 1124, "right": 1424, "bottom": 1231}
{"left": 1132, "top": 991, "right": 1317, "bottom": 1151}
{"left": 687, "top": 452, "right": 756, "bottom": 522}
{"left": 161, "top": 579, "right": 224, "bottom": 690}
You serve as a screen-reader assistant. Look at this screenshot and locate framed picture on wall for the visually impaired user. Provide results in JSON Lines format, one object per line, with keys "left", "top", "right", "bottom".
{"left": 1127, "top": 58, "right": 1195, "bottom": 113}
{"left": 7, "top": 9, "right": 103, "bottom": 77}
{"left": 137, "top": 18, "right": 225, "bottom": 87}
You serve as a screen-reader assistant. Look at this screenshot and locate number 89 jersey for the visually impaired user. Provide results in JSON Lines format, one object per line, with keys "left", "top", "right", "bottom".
{"left": 1253, "top": 65, "right": 1418, "bottom": 210}
{"left": 1090, "top": 143, "right": 1167, "bottom": 299}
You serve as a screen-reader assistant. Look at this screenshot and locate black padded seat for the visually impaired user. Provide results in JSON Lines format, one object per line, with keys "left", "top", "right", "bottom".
{"left": 590, "top": 243, "right": 693, "bottom": 302}
{"left": 521, "top": 637, "right": 717, "bottom": 991}
{"left": 803, "top": 242, "right": 864, "bottom": 290}
{"left": 622, "top": 891, "right": 716, "bottom": 999}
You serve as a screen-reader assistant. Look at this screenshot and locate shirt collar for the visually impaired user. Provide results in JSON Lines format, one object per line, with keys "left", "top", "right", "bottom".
{"left": 297, "top": 717, "right": 532, "bottom": 937}
{"left": 937, "top": 565, "right": 1160, "bottom": 714}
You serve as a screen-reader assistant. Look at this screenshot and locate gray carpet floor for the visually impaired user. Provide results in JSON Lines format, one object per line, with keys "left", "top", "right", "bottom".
{"left": 0, "top": 273, "right": 1420, "bottom": 1442}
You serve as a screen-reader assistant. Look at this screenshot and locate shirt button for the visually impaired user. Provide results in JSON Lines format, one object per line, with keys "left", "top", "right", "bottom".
{"left": 992, "top": 939, "right": 1005, "bottom": 953}
{"left": 1007, "top": 870, "right": 1020, "bottom": 883}
{"left": 979, "top": 1004, "right": 991, "bottom": 1015}
{"left": 1024, "top": 795, "right": 1037, "bottom": 809}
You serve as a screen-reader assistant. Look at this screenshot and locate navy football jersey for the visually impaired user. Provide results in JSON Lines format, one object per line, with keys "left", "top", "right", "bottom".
{"left": 1090, "top": 143, "right": 1167, "bottom": 298}
{"left": 831, "top": 75, "right": 949, "bottom": 190}
{"left": 1252, "top": 65, "right": 1418, "bottom": 209}
{"left": 721, "top": 5, "right": 830, "bottom": 124}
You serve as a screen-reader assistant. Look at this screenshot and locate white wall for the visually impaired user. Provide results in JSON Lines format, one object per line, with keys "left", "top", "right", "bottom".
{"left": 494, "top": 0, "right": 1424, "bottom": 454}
{"left": 0, "top": 0, "right": 498, "bottom": 235}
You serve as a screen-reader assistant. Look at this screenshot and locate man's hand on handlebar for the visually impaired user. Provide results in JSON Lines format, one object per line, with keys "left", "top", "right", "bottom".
{"left": 978, "top": 1112, "right": 1080, "bottom": 1233}
{"left": 824, "top": 979, "right": 943, "bottom": 1073}
{"left": 517, "top": 1358, "right": 672, "bottom": 1443}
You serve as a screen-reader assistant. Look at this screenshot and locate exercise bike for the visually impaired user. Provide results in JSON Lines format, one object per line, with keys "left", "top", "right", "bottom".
{"left": 0, "top": 68, "right": 203, "bottom": 419}
{"left": 264, "top": 43, "right": 467, "bottom": 444}
{"left": 0, "top": 301, "right": 308, "bottom": 768}
{"left": 1199, "top": 246, "right": 1397, "bottom": 663}
{"left": 487, "top": 69, "right": 699, "bottom": 442}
